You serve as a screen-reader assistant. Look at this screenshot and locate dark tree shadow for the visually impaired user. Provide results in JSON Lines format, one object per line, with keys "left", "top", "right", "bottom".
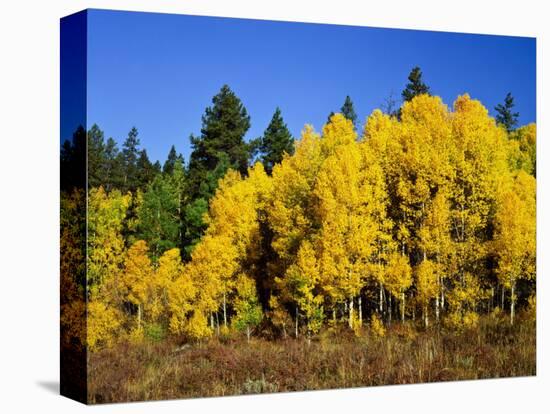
{"left": 37, "top": 381, "right": 59, "bottom": 395}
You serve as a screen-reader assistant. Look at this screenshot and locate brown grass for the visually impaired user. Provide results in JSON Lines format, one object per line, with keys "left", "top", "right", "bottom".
{"left": 87, "top": 315, "right": 535, "bottom": 404}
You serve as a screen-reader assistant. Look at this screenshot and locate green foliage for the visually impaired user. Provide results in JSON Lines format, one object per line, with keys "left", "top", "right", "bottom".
{"left": 188, "top": 84, "right": 251, "bottom": 196}
{"left": 495, "top": 92, "right": 519, "bottom": 133}
{"left": 401, "top": 66, "right": 430, "bottom": 102}
{"left": 163, "top": 145, "right": 184, "bottom": 176}
{"left": 136, "top": 173, "right": 181, "bottom": 259}
{"left": 121, "top": 127, "right": 141, "bottom": 192}
{"left": 256, "top": 107, "right": 294, "bottom": 175}
{"left": 340, "top": 95, "right": 358, "bottom": 130}
{"left": 74, "top": 87, "right": 535, "bottom": 355}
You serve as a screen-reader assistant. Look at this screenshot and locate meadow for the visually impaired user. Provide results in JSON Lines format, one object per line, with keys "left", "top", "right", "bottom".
{"left": 88, "top": 312, "right": 535, "bottom": 403}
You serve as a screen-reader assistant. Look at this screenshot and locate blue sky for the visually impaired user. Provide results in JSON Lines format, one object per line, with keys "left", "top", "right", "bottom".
{"left": 81, "top": 9, "right": 536, "bottom": 164}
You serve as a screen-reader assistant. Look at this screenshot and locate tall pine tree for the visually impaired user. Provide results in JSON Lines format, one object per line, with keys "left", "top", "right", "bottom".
{"left": 88, "top": 124, "right": 106, "bottom": 188}
{"left": 257, "top": 107, "right": 294, "bottom": 175}
{"left": 163, "top": 145, "right": 184, "bottom": 175}
{"left": 340, "top": 96, "right": 358, "bottom": 130}
{"left": 122, "top": 127, "right": 140, "bottom": 192}
{"left": 136, "top": 149, "right": 156, "bottom": 189}
{"left": 402, "top": 66, "right": 430, "bottom": 102}
{"left": 188, "top": 84, "right": 251, "bottom": 196}
{"left": 495, "top": 92, "right": 519, "bottom": 133}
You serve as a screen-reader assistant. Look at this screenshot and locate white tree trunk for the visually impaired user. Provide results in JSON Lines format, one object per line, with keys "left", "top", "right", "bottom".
{"left": 223, "top": 292, "right": 227, "bottom": 327}
{"left": 510, "top": 281, "right": 516, "bottom": 326}
{"left": 358, "top": 295, "right": 362, "bottom": 325}
{"left": 424, "top": 305, "right": 429, "bottom": 328}
{"left": 401, "top": 291, "right": 405, "bottom": 323}
{"left": 379, "top": 284, "right": 383, "bottom": 314}
{"left": 349, "top": 297, "right": 354, "bottom": 328}
{"left": 435, "top": 293, "right": 440, "bottom": 322}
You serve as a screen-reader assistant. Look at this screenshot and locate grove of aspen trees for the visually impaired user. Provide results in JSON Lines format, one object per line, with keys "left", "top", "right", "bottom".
{"left": 61, "top": 73, "right": 536, "bottom": 355}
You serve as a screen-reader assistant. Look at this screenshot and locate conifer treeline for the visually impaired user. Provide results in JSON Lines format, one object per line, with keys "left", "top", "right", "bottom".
{"left": 61, "top": 73, "right": 536, "bottom": 351}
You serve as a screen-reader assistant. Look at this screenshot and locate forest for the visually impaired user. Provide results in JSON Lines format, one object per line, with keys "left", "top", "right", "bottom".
{"left": 60, "top": 68, "right": 536, "bottom": 402}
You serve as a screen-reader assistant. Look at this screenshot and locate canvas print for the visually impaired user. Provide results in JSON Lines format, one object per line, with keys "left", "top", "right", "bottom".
{"left": 60, "top": 9, "right": 536, "bottom": 404}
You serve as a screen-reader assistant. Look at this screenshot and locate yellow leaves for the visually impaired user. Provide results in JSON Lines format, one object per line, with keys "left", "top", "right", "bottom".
{"left": 322, "top": 113, "right": 357, "bottom": 155}
{"left": 88, "top": 187, "right": 131, "bottom": 296}
{"left": 75, "top": 92, "right": 537, "bottom": 350}
{"left": 369, "top": 314, "right": 386, "bottom": 337}
{"left": 122, "top": 240, "right": 153, "bottom": 308}
{"left": 87, "top": 300, "right": 122, "bottom": 351}
{"left": 385, "top": 253, "right": 412, "bottom": 297}
{"left": 493, "top": 170, "right": 536, "bottom": 286}
{"left": 415, "top": 259, "right": 439, "bottom": 305}
{"left": 184, "top": 311, "right": 212, "bottom": 341}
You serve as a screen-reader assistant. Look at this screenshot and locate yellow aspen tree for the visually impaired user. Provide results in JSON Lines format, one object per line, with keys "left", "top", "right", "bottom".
{"left": 384, "top": 253, "right": 412, "bottom": 323}
{"left": 268, "top": 125, "right": 324, "bottom": 329}
{"left": 87, "top": 301, "right": 123, "bottom": 351}
{"left": 167, "top": 264, "right": 196, "bottom": 336}
{"left": 269, "top": 125, "right": 323, "bottom": 267}
{"left": 156, "top": 248, "right": 188, "bottom": 330}
{"left": 508, "top": 123, "right": 536, "bottom": 176}
{"left": 87, "top": 187, "right": 130, "bottom": 348}
{"left": 201, "top": 163, "right": 272, "bottom": 328}
{"left": 233, "top": 273, "right": 263, "bottom": 342}
{"left": 493, "top": 171, "right": 536, "bottom": 325}
{"left": 284, "top": 240, "right": 324, "bottom": 337}
{"left": 414, "top": 259, "right": 438, "bottom": 327}
{"left": 447, "top": 94, "right": 509, "bottom": 327}
{"left": 417, "top": 191, "right": 453, "bottom": 323}
{"left": 184, "top": 234, "right": 237, "bottom": 336}
{"left": 315, "top": 115, "right": 389, "bottom": 329}
{"left": 121, "top": 240, "right": 154, "bottom": 333}
{"left": 87, "top": 187, "right": 131, "bottom": 297}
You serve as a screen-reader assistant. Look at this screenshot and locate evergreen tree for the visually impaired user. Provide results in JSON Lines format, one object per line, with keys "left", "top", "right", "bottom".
{"left": 137, "top": 173, "right": 181, "bottom": 259}
{"left": 163, "top": 145, "right": 182, "bottom": 175}
{"left": 88, "top": 124, "right": 106, "bottom": 188}
{"left": 326, "top": 111, "right": 335, "bottom": 124}
{"left": 340, "top": 95, "right": 358, "bottom": 130}
{"left": 153, "top": 160, "right": 162, "bottom": 174}
{"left": 136, "top": 149, "right": 156, "bottom": 189}
{"left": 495, "top": 92, "right": 519, "bottom": 133}
{"left": 122, "top": 127, "right": 140, "bottom": 192}
{"left": 402, "top": 66, "right": 430, "bottom": 102}
{"left": 101, "top": 137, "right": 124, "bottom": 191}
{"left": 257, "top": 107, "right": 294, "bottom": 175}
{"left": 60, "top": 125, "right": 86, "bottom": 191}
{"left": 188, "top": 84, "right": 251, "bottom": 196}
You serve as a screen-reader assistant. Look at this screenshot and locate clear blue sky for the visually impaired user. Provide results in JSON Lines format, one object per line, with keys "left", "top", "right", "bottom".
{"left": 82, "top": 9, "right": 536, "bottom": 164}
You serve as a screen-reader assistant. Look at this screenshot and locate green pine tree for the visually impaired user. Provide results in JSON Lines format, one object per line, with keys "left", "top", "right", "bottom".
{"left": 136, "top": 149, "right": 156, "bottom": 189}
{"left": 340, "top": 96, "right": 358, "bottom": 130}
{"left": 257, "top": 107, "right": 294, "bottom": 175}
{"left": 87, "top": 124, "right": 106, "bottom": 188}
{"left": 163, "top": 145, "right": 183, "bottom": 175}
{"left": 402, "top": 66, "right": 430, "bottom": 102}
{"left": 188, "top": 84, "right": 251, "bottom": 196}
{"left": 495, "top": 92, "right": 519, "bottom": 133}
{"left": 103, "top": 137, "right": 124, "bottom": 191}
{"left": 122, "top": 126, "right": 140, "bottom": 192}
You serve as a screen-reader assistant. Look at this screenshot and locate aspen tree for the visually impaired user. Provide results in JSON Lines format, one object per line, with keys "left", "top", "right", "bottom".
{"left": 493, "top": 171, "right": 536, "bottom": 325}
{"left": 121, "top": 240, "right": 154, "bottom": 332}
